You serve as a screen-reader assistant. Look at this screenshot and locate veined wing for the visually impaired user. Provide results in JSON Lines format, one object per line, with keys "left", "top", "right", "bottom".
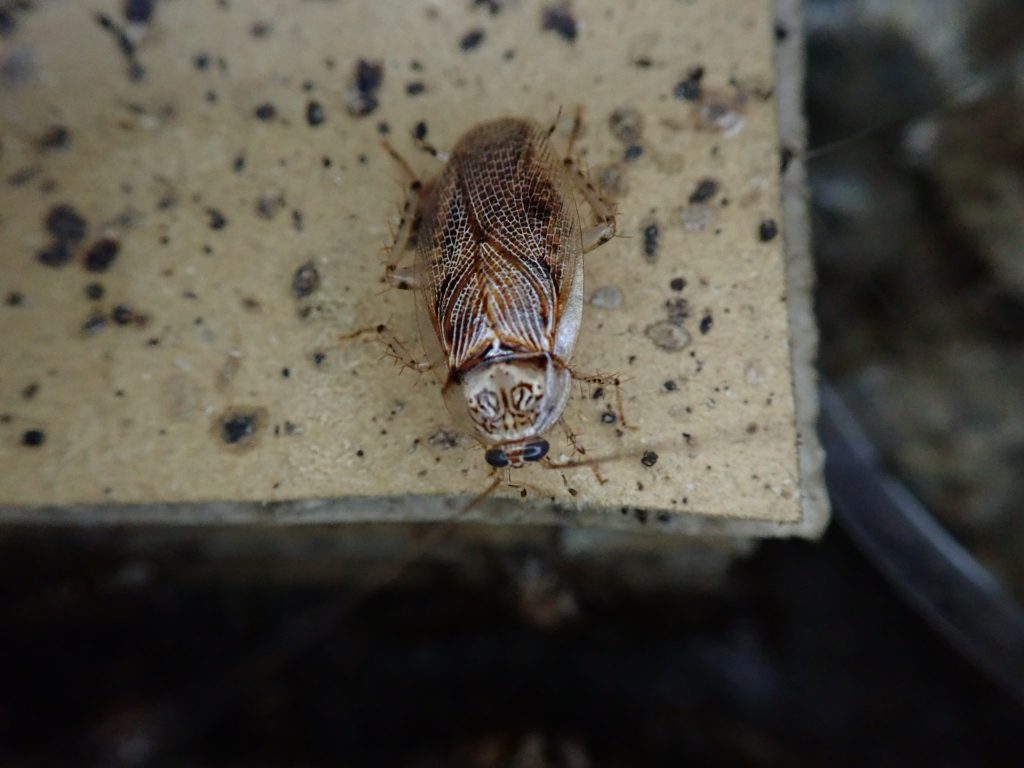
{"left": 417, "top": 119, "right": 582, "bottom": 371}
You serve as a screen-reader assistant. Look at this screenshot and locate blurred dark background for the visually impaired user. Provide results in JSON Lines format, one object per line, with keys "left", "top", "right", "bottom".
{"left": 3, "top": 0, "right": 1024, "bottom": 765}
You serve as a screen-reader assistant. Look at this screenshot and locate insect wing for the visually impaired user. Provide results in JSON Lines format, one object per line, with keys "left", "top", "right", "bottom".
{"left": 416, "top": 119, "right": 582, "bottom": 372}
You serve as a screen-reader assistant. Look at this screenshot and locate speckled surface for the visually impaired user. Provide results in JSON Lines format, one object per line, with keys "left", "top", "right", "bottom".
{"left": 0, "top": 0, "right": 814, "bottom": 528}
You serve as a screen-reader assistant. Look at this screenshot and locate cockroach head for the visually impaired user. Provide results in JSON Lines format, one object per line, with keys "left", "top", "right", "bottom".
{"left": 448, "top": 354, "right": 572, "bottom": 468}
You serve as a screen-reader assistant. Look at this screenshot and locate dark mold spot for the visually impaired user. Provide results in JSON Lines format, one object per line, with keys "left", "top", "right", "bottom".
{"left": 459, "top": 28, "right": 486, "bottom": 51}
{"left": 377, "top": 121, "right": 390, "bottom": 135}
{"left": 291, "top": 210, "right": 304, "bottom": 231}
{"left": 774, "top": 24, "right": 790, "bottom": 42}
{"left": 85, "top": 283, "right": 105, "bottom": 301}
{"left": 634, "top": 56, "right": 653, "bottom": 68}
{"left": 412, "top": 121, "right": 428, "bottom": 140}
{"left": 665, "top": 297, "right": 689, "bottom": 322}
{"left": 641, "top": 450, "right": 658, "bottom": 467}
{"left": 642, "top": 222, "right": 659, "bottom": 261}
{"left": 256, "top": 193, "right": 286, "bottom": 220}
{"left": 292, "top": 261, "right": 320, "bottom": 298}
{"left": 541, "top": 4, "right": 577, "bottom": 43}
{"left": 94, "top": 12, "right": 145, "bottom": 80}
{"left": 254, "top": 102, "right": 277, "bottom": 121}
{"left": 84, "top": 238, "right": 120, "bottom": 272}
{"left": 405, "top": 81, "right": 426, "bottom": 96}
{"left": 81, "top": 314, "right": 107, "bottom": 334}
{"left": 306, "top": 100, "right": 325, "bottom": 127}
{"left": 312, "top": 351, "right": 326, "bottom": 366}
{"left": 673, "top": 67, "right": 705, "bottom": 101}
{"left": 623, "top": 144, "right": 643, "bottom": 162}
{"left": 233, "top": 154, "right": 246, "bottom": 172}
{"left": 689, "top": 178, "right": 719, "bottom": 204}
{"left": 21, "top": 429, "right": 46, "bottom": 447}
{"left": 193, "top": 53, "right": 210, "bottom": 70}
{"left": 250, "top": 20, "right": 272, "bottom": 37}
{"left": 111, "top": 304, "right": 149, "bottom": 327}
{"left": 123, "top": 0, "right": 155, "bottom": 24}
{"left": 216, "top": 408, "right": 267, "bottom": 449}
{"left": 699, "top": 312, "right": 714, "bottom": 334}
{"left": 347, "top": 59, "right": 384, "bottom": 117}
{"left": 37, "top": 241, "right": 72, "bottom": 268}
{"left": 37, "top": 126, "right": 71, "bottom": 151}
{"left": 46, "top": 204, "right": 87, "bottom": 243}
{"left": 634, "top": 508, "right": 649, "bottom": 524}
{"left": 670, "top": 277, "right": 686, "bottom": 291}
{"left": 663, "top": 380, "right": 678, "bottom": 391}
{"left": 6, "top": 291, "right": 24, "bottom": 306}
{"left": 429, "top": 429, "right": 461, "bottom": 449}
{"left": 21, "top": 383, "right": 39, "bottom": 399}
{"left": 608, "top": 108, "right": 644, "bottom": 144}
{"left": 758, "top": 218, "right": 779, "bottom": 242}
{"left": 205, "top": 208, "right": 227, "bottom": 230}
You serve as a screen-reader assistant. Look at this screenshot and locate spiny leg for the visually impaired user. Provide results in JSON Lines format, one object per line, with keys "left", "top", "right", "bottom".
{"left": 338, "top": 323, "right": 432, "bottom": 376}
{"left": 381, "top": 141, "right": 427, "bottom": 282}
{"left": 560, "top": 109, "right": 618, "bottom": 254}
{"left": 556, "top": 419, "right": 608, "bottom": 485}
{"left": 558, "top": 418, "right": 587, "bottom": 457}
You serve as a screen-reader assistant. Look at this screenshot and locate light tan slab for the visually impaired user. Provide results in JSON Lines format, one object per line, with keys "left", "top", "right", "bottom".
{"left": 0, "top": 0, "right": 822, "bottom": 532}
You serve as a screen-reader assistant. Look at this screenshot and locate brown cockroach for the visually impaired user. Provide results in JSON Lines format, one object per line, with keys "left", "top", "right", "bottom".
{"left": 383, "top": 111, "right": 619, "bottom": 472}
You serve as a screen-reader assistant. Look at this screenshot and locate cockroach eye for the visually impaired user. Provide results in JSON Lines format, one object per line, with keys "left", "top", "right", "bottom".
{"left": 522, "top": 439, "right": 549, "bottom": 462}
{"left": 485, "top": 448, "right": 510, "bottom": 468}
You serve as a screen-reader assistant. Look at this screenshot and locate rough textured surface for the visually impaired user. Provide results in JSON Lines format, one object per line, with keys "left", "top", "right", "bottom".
{"left": 0, "top": 0, "right": 821, "bottom": 532}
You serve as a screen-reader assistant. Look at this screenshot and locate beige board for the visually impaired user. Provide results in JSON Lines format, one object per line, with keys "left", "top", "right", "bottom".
{"left": 0, "top": 0, "right": 817, "bottom": 530}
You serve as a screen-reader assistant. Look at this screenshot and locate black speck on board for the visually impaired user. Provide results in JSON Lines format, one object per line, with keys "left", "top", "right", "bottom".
{"left": 21, "top": 429, "right": 46, "bottom": 447}
{"left": 37, "top": 240, "right": 72, "bottom": 268}
{"left": 84, "top": 238, "right": 120, "bottom": 273}
{"left": 641, "top": 450, "right": 658, "bottom": 467}
{"left": 348, "top": 59, "right": 384, "bottom": 117}
{"left": 45, "top": 204, "right": 87, "bottom": 243}
{"left": 37, "top": 126, "right": 71, "bottom": 151}
{"left": 689, "top": 178, "right": 719, "bottom": 203}
{"left": 217, "top": 408, "right": 266, "bottom": 448}
{"left": 541, "top": 5, "right": 577, "bottom": 43}
{"left": 292, "top": 261, "right": 320, "bottom": 298}
{"left": 673, "top": 67, "right": 705, "bottom": 101}
{"left": 123, "top": 0, "right": 155, "bottom": 24}
{"left": 306, "top": 100, "right": 325, "bottom": 127}
{"left": 460, "top": 28, "right": 486, "bottom": 51}
{"left": 254, "top": 102, "right": 277, "bottom": 121}
{"left": 759, "top": 219, "right": 779, "bottom": 242}
{"left": 642, "top": 223, "right": 659, "bottom": 261}
{"left": 205, "top": 208, "right": 227, "bottom": 230}
{"left": 623, "top": 144, "right": 643, "bottom": 162}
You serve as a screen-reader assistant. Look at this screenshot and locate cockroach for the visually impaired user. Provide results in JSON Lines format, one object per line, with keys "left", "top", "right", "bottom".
{"left": 383, "top": 110, "right": 620, "bottom": 473}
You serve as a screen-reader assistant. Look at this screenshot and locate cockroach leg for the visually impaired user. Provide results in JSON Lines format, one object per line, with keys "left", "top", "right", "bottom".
{"left": 385, "top": 264, "right": 421, "bottom": 291}
{"left": 559, "top": 110, "right": 617, "bottom": 254}
{"left": 558, "top": 419, "right": 587, "bottom": 457}
{"left": 412, "top": 134, "right": 450, "bottom": 163}
{"left": 563, "top": 105, "right": 584, "bottom": 158}
{"left": 376, "top": 326, "right": 433, "bottom": 374}
{"left": 339, "top": 323, "right": 432, "bottom": 375}
{"left": 382, "top": 141, "right": 428, "bottom": 275}
{"left": 572, "top": 371, "right": 635, "bottom": 430}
